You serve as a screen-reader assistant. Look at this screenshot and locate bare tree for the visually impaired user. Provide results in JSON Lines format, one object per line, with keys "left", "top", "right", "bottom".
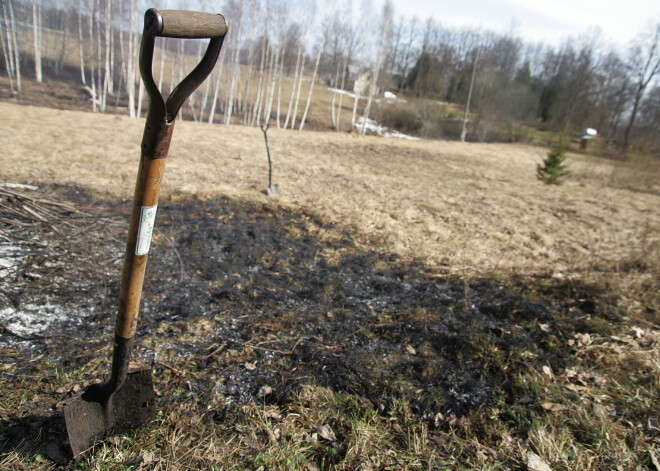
{"left": 78, "top": 0, "right": 87, "bottom": 85}
{"left": 360, "top": 0, "right": 392, "bottom": 134}
{"left": 102, "top": 0, "right": 113, "bottom": 109}
{"left": 0, "top": 1, "right": 15, "bottom": 94}
{"left": 126, "top": 0, "right": 139, "bottom": 117}
{"left": 207, "top": 43, "right": 228, "bottom": 123}
{"left": 32, "top": 0, "right": 43, "bottom": 83}
{"left": 241, "top": 0, "right": 259, "bottom": 122}
{"left": 299, "top": 36, "right": 324, "bottom": 130}
{"left": 6, "top": 0, "right": 20, "bottom": 96}
{"left": 283, "top": 21, "right": 306, "bottom": 128}
{"left": 225, "top": 0, "right": 244, "bottom": 125}
{"left": 623, "top": 20, "right": 660, "bottom": 150}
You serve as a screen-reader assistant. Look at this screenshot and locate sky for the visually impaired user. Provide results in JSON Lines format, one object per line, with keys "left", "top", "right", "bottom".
{"left": 389, "top": 0, "right": 660, "bottom": 48}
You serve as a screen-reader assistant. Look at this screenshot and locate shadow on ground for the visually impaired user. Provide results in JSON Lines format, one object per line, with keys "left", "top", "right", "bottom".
{"left": 0, "top": 187, "right": 624, "bottom": 463}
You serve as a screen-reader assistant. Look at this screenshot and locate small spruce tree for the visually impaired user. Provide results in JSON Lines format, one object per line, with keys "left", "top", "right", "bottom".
{"left": 537, "top": 141, "right": 570, "bottom": 184}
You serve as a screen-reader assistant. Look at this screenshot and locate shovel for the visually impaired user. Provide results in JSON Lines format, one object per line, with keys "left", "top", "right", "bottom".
{"left": 260, "top": 122, "right": 279, "bottom": 196}
{"left": 63, "top": 8, "right": 227, "bottom": 459}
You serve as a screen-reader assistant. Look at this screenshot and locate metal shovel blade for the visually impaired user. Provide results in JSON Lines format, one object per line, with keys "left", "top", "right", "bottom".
{"left": 63, "top": 368, "right": 155, "bottom": 458}
{"left": 266, "top": 184, "right": 279, "bottom": 196}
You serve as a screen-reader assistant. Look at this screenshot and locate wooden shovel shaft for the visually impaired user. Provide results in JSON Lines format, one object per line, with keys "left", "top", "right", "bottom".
{"left": 115, "top": 123, "right": 174, "bottom": 340}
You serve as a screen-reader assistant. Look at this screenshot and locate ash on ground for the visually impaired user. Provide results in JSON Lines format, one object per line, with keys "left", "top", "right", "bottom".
{"left": 1, "top": 186, "right": 599, "bottom": 418}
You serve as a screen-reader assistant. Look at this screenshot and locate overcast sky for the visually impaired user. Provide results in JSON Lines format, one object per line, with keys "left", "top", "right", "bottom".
{"left": 390, "top": 0, "right": 660, "bottom": 48}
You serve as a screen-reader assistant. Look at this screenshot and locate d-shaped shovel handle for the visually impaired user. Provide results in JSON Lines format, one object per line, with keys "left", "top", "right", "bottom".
{"left": 111, "top": 9, "right": 226, "bottom": 390}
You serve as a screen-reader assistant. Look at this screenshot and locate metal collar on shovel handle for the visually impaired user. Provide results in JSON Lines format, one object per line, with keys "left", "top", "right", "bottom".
{"left": 63, "top": 9, "right": 227, "bottom": 460}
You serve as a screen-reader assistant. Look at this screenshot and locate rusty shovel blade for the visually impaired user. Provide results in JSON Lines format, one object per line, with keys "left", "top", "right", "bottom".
{"left": 63, "top": 368, "right": 155, "bottom": 458}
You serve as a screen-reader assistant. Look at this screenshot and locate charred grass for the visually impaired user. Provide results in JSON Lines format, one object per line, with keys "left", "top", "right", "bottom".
{"left": 0, "top": 186, "right": 658, "bottom": 470}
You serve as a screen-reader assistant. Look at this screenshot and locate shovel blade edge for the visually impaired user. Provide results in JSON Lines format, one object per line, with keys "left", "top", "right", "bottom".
{"left": 64, "top": 368, "right": 156, "bottom": 459}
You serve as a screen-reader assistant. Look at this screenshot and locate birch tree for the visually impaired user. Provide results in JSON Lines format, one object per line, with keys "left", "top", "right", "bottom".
{"left": 6, "top": 0, "right": 20, "bottom": 96}
{"left": 360, "top": 0, "right": 392, "bottom": 135}
{"left": 87, "top": 0, "right": 97, "bottom": 111}
{"left": 102, "top": 0, "right": 113, "bottom": 107}
{"left": 32, "top": 0, "right": 43, "bottom": 83}
{"left": 207, "top": 42, "right": 228, "bottom": 123}
{"left": 283, "top": 23, "right": 305, "bottom": 128}
{"left": 126, "top": 0, "right": 139, "bottom": 117}
{"left": 241, "top": 0, "right": 259, "bottom": 122}
{"left": 224, "top": 0, "right": 244, "bottom": 125}
{"left": 0, "top": 2, "right": 15, "bottom": 94}
{"left": 299, "top": 36, "right": 324, "bottom": 130}
{"left": 78, "top": 0, "right": 86, "bottom": 85}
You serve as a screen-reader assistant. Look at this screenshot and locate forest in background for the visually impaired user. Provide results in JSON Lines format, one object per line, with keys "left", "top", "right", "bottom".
{"left": 1, "top": 0, "right": 660, "bottom": 151}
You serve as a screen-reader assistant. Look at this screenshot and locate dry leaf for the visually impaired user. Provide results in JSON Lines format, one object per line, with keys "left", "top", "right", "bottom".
{"left": 541, "top": 402, "right": 568, "bottom": 412}
{"left": 542, "top": 365, "right": 554, "bottom": 378}
{"left": 141, "top": 451, "right": 155, "bottom": 464}
{"left": 316, "top": 424, "right": 337, "bottom": 442}
{"left": 406, "top": 345, "right": 417, "bottom": 355}
{"left": 649, "top": 449, "right": 660, "bottom": 471}
{"left": 593, "top": 403, "right": 607, "bottom": 419}
{"left": 244, "top": 362, "right": 257, "bottom": 371}
{"left": 304, "top": 463, "right": 320, "bottom": 471}
{"left": 526, "top": 451, "right": 552, "bottom": 471}
{"left": 264, "top": 408, "right": 283, "bottom": 420}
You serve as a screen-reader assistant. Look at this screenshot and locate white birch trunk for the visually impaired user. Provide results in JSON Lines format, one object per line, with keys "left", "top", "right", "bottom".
{"left": 78, "top": 0, "right": 86, "bottom": 85}
{"left": 351, "top": 66, "right": 362, "bottom": 128}
{"left": 361, "top": 8, "right": 391, "bottom": 135}
{"left": 127, "top": 0, "right": 138, "bottom": 117}
{"left": 283, "top": 38, "right": 303, "bottom": 129}
{"left": 224, "top": 9, "right": 243, "bottom": 125}
{"left": 290, "top": 52, "right": 306, "bottom": 129}
{"left": 102, "top": 0, "right": 112, "bottom": 106}
{"left": 32, "top": 2, "right": 42, "bottom": 84}
{"left": 276, "top": 48, "right": 285, "bottom": 127}
{"left": 208, "top": 45, "right": 227, "bottom": 123}
{"left": 241, "top": 13, "right": 257, "bottom": 122}
{"left": 263, "top": 46, "right": 279, "bottom": 123}
{"left": 250, "top": 37, "right": 268, "bottom": 126}
{"left": 299, "top": 40, "right": 324, "bottom": 131}
{"left": 95, "top": 0, "right": 105, "bottom": 112}
{"left": 157, "top": 39, "right": 166, "bottom": 92}
{"left": 0, "top": 3, "right": 15, "bottom": 94}
{"left": 108, "top": 7, "right": 114, "bottom": 95}
{"left": 8, "top": 0, "right": 20, "bottom": 96}
{"left": 331, "top": 61, "right": 340, "bottom": 129}
{"left": 336, "top": 55, "right": 349, "bottom": 131}
{"left": 88, "top": 0, "right": 97, "bottom": 112}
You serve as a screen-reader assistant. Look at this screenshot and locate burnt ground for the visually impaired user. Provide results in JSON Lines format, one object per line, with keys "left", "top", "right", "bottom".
{"left": 0, "top": 186, "right": 653, "bottom": 468}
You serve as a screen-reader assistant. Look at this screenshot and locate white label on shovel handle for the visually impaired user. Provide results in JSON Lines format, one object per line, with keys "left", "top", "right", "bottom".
{"left": 136, "top": 204, "right": 158, "bottom": 256}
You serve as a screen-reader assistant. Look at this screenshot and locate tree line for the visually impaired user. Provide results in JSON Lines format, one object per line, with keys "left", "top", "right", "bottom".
{"left": 1, "top": 0, "right": 659, "bottom": 150}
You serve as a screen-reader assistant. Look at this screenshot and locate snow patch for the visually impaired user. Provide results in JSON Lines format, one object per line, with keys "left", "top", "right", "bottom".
{"left": 353, "top": 117, "right": 421, "bottom": 141}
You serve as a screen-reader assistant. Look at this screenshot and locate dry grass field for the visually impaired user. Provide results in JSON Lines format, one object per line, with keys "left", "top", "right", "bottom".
{"left": 1, "top": 101, "right": 659, "bottom": 470}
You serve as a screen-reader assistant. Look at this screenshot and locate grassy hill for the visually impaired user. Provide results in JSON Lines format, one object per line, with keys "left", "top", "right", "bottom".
{"left": 0, "top": 102, "right": 658, "bottom": 470}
